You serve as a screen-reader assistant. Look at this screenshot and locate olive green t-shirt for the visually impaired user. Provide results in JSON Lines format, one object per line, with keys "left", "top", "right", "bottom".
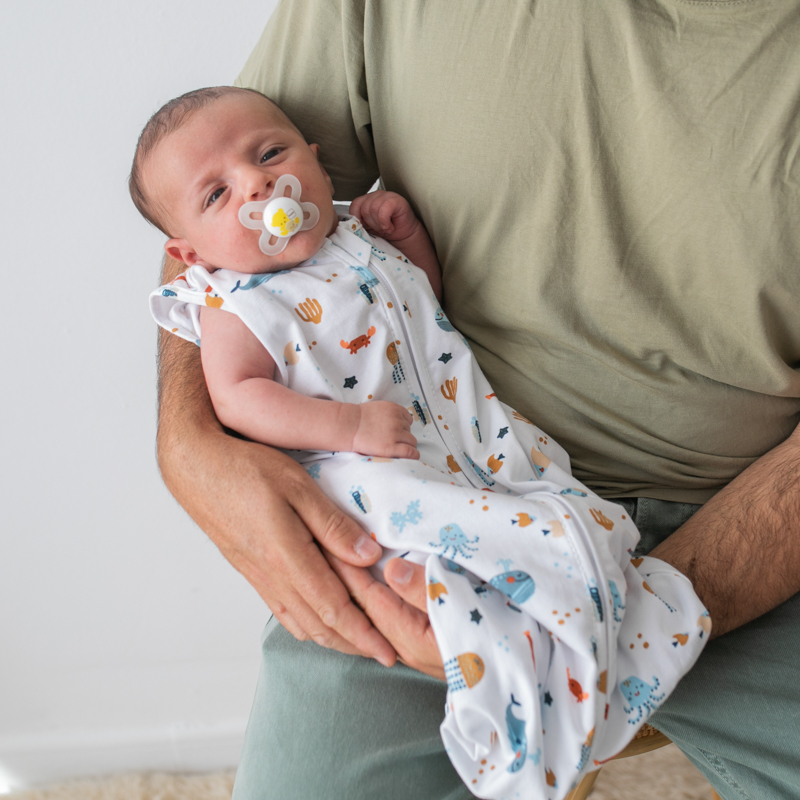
{"left": 237, "top": 0, "right": 800, "bottom": 503}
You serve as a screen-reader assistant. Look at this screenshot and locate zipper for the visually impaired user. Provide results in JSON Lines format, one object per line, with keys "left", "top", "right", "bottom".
{"left": 366, "top": 257, "right": 483, "bottom": 491}
{"left": 549, "top": 494, "right": 613, "bottom": 753}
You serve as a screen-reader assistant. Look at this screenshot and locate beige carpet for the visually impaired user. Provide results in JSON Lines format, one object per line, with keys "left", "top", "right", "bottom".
{"left": 10, "top": 745, "right": 714, "bottom": 799}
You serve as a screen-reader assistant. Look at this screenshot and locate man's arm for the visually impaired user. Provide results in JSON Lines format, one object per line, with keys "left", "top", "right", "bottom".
{"left": 650, "top": 422, "right": 800, "bottom": 637}
{"left": 156, "top": 255, "right": 396, "bottom": 664}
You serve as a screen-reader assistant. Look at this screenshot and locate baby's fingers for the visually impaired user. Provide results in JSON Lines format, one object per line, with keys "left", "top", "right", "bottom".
{"left": 376, "top": 197, "right": 399, "bottom": 233}
{"left": 348, "top": 194, "right": 367, "bottom": 220}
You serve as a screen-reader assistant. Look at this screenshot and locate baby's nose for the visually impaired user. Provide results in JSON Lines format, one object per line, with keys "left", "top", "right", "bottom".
{"left": 243, "top": 169, "right": 272, "bottom": 200}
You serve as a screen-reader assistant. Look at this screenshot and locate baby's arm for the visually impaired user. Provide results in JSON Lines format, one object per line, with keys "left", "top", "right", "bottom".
{"left": 199, "top": 306, "right": 419, "bottom": 459}
{"left": 349, "top": 191, "right": 443, "bottom": 301}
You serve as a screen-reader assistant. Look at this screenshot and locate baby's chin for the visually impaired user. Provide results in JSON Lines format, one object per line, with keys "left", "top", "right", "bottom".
{"left": 245, "top": 227, "right": 331, "bottom": 273}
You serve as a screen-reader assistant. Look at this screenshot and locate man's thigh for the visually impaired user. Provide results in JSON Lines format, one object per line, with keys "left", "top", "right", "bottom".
{"left": 232, "top": 615, "right": 474, "bottom": 800}
{"left": 627, "top": 498, "right": 800, "bottom": 800}
{"left": 652, "top": 591, "right": 800, "bottom": 800}
{"left": 233, "top": 500, "right": 800, "bottom": 800}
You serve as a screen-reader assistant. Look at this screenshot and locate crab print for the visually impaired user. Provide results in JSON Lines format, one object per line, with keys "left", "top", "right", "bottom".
{"left": 340, "top": 326, "right": 376, "bottom": 354}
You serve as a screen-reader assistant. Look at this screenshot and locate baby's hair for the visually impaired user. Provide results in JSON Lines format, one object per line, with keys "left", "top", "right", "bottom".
{"left": 129, "top": 86, "right": 293, "bottom": 235}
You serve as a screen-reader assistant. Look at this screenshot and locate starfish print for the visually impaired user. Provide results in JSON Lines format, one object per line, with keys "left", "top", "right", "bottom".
{"left": 544, "top": 691, "right": 553, "bottom": 706}
{"left": 343, "top": 376, "right": 358, "bottom": 389}
{"left": 497, "top": 427, "right": 509, "bottom": 439}
{"left": 438, "top": 352, "right": 452, "bottom": 364}
{"left": 470, "top": 609, "right": 483, "bottom": 624}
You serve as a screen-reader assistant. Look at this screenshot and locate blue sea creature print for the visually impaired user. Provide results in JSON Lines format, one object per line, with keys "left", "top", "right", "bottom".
{"left": 620, "top": 676, "right": 665, "bottom": 724}
{"left": 505, "top": 695, "right": 529, "bottom": 773}
{"left": 305, "top": 463, "right": 321, "bottom": 480}
{"left": 489, "top": 571, "right": 536, "bottom": 604}
{"left": 353, "top": 227, "right": 388, "bottom": 261}
{"left": 588, "top": 580, "right": 604, "bottom": 622}
{"left": 431, "top": 524, "right": 479, "bottom": 559}
{"left": 560, "top": 487, "right": 588, "bottom": 497}
{"left": 444, "top": 653, "right": 485, "bottom": 692}
{"left": 349, "top": 486, "right": 371, "bottom": 514}
{"left": 391, "top": 362, "right": 405, "bottom": 384}
{"left": 230, "top": 271, "right": 289, "bottom": 292}
{"left": 443, "top": 558, "right": 466, "bottom": 575}
{"left": 370, "top": 244, "right": 388, "bottom": 261}
{"left": 435, "top": 306, "right": 456, "bottom": 332}
{"left": 391, "top": 499, "right": 423, "bottom": 532}
{"left": 465, "top": 454, "right": 495, "bottom": 487}
{"left": 161, "top": 288, "right": 177, "bottom": 297}
{"left": 609, "top": 580, "right": 625, "bottom": 622}
{"left": 350, "top": 264, "right": 380, "bottom": 303}
{"left": 349, "top": 264, "right": 379, "bottom": 287}
{"left": 470, "top": 417, "right": 481, "bottom": 443}
{"left": 408, "top": 393, "right": 428, "bottom": 425}
{"left": 576, "top": 730, "right": 594, "bottom": 772}
{"left": 358, "top": 284, "right": 374, "bottom": 303}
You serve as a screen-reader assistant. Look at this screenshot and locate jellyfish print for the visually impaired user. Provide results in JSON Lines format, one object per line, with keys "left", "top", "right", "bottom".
{"left": 444, "top": 652, "right": 485, "bottom": 692}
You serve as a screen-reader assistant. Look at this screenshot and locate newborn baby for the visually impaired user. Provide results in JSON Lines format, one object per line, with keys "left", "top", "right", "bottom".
{"left": 136, "top": 86, "right": 710, "bottom": 800}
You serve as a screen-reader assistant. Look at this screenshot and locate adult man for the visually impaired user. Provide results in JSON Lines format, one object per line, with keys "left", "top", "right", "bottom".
{"left": 157, "top": 2, "right": 800, "bottom": 798}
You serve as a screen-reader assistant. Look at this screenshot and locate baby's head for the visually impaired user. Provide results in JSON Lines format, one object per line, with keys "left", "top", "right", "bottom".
{"left": 130, "top": 86, "right": 339, "bottom": 273}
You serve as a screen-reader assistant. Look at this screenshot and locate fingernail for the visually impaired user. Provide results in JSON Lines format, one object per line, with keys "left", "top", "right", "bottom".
{"left": 355, "top": 534, "right": 381, "bottom": 559}
{"left": 391, "top": 560, "right": 414, "bottom": 585}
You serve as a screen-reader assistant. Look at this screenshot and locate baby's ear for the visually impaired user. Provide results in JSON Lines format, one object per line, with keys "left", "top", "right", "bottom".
{"left": 165, "top": 238, "right": 202, "bottom": 267}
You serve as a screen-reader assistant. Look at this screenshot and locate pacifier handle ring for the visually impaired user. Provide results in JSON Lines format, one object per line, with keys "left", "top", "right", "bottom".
{"left": 237, "top": 174, "right": 319, "bottom": 255}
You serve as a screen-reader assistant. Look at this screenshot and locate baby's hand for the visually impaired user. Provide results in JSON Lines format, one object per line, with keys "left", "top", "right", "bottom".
{"left": 352, "top": 401, "right": 420, "bottom": 460}
{"left": 349, "top": 191, "right": 421, "bottom": 244}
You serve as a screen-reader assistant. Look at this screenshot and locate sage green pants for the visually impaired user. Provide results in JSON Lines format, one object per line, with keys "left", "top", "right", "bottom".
{"left": 232, "top": 499, "right": 800, "bottom": 800}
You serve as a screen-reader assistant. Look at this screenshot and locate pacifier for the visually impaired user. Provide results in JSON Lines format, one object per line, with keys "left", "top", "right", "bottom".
{"left": 238, "top": 174, "right": 320, "bottom": 255}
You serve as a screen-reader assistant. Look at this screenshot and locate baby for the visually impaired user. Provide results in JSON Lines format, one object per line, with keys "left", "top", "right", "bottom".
{"left": 137, "top": 86, "right": 710, "bottom": 800}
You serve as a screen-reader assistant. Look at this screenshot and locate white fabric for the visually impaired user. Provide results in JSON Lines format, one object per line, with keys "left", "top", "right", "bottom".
{"left": 151, "top": 217, "right": 709, "bottom": 800}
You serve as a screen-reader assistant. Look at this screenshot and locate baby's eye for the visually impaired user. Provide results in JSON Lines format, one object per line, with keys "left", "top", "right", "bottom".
{"left": 261, "top": 148, "right": 281, "bottom": 163}
{"left": 207, "top": 187, "right": 225, "bottom": 206}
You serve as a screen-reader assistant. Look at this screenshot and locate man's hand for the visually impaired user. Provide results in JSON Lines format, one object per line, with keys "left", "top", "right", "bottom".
{"left": 350, "top": 401, "right": 419, "bottom": 460}
{"left": 330, "top": 555, "right": 445, "bottom": 680}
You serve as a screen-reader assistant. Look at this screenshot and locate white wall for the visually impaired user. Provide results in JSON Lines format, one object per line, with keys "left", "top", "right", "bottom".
{"left": 0, "top": 1, "right": 280, "bottom": 791}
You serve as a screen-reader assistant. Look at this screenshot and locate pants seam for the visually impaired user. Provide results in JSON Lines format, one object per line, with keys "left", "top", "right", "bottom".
{"left": 697, "top": 747, "right": 753, "bottom": 800}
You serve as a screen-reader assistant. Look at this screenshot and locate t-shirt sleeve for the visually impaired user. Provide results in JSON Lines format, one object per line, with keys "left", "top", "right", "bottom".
{"left": 235, "top": 0, "right": 379, "bottom": 200}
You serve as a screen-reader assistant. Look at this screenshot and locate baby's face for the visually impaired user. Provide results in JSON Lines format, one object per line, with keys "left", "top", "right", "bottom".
{"left": 147, "top": 93, "right": 339, "bottom": 273}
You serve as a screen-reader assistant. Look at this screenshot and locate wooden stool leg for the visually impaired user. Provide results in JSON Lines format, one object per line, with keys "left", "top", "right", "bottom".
{"left": 564, "top": 768, "right": 600, "bottom": 800}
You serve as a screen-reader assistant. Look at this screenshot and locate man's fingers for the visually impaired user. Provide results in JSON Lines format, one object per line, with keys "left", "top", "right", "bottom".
{"left": 384, "top": 558, "right": 428, "bottom": 612}
{"left": 294, "top": 479, "right": 383, "bottom": 566}
{"left": 285, "top": 536, "right": 397, "bottom": 665}
{"left": 331, "top": 554, "right": 444, "bottom": 679}
{"left": 271, "top": 609, "right": 309, "bottom": 642}
{"left": 272, "top": 603, "right": 372, "bottom": 658}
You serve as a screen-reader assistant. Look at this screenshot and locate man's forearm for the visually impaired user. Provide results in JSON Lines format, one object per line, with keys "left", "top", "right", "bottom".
{"left": 651, "top": 424, "right": 800, "bottom": 638}
{"left": 156, "top": 256, "right": 225, "bottom": 492}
